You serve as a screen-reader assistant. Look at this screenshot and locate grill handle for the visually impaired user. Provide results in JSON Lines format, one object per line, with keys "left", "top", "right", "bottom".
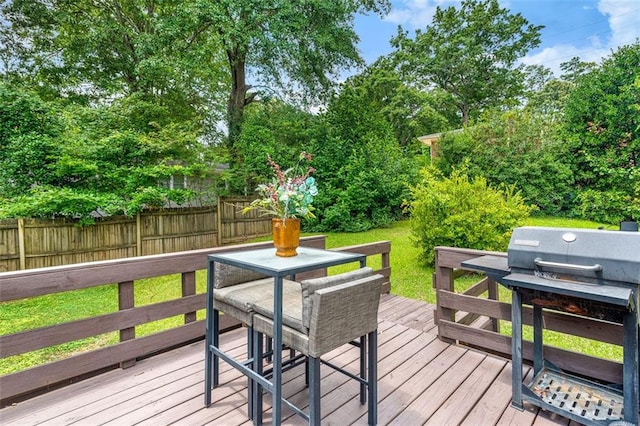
{"left": 534, "top": 258, "right": 603, "bottom": 272}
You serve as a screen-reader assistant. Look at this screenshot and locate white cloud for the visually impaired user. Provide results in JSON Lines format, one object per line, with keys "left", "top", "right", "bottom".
{"left": 384, "top": 0, "right": 460, "bottom": 28}
{"left": 522, "top": 0, "right": 639, "bottom": 76}
{"left": 597, "top": 0, "right": 640, "bottom": 48}
{"left": 521, "top": 44, "right": 610, "bottom": 76}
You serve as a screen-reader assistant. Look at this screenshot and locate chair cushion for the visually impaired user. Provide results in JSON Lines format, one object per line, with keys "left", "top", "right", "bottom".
{"left": 252, "top": 289, "right": 305, "bottom": 333}
{"left": 214, "top": 278, "right": 299, "bottom": 313}
{"left": 213, "top": 262, "right": 267, "bottom": 289}
{"left": 300, "top": 267, "right": 373, "bottom": 329}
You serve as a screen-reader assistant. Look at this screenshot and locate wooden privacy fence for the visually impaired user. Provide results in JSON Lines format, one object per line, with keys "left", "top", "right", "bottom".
{"left": 0, "top": 197, "right": 271, "bottom": 272}
{"left": 433, "top": 246, "right": 624, "bottom": 385}
{"left": 0, "top": 236, "right": 392, "bottom": 405}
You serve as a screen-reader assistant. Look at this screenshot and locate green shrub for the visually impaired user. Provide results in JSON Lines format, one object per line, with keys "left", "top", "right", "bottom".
{"left": 574, "top": 188, "right": 640, "bottom": 224}
{"left": 434, "top": 110, "right": 574, "bottom": 216}
{"left": 305, "top": 82, "right": 416, "bottom": 232}
{"left": 407, "top": 166, "right": 534, "bottom": 265}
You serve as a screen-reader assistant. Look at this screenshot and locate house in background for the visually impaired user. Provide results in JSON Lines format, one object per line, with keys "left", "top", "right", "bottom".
{"left": 418, "top": 129, "right": 463, "bottom": 161}
{"left": 417, "top": 132, "right": 442, "bottom": 161}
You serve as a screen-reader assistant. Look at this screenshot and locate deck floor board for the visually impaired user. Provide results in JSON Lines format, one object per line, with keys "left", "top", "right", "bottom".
{"left": 0, "top": 294, "right": 570, "bottom": 425}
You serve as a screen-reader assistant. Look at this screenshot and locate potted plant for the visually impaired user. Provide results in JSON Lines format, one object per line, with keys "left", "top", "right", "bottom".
{"left": 243, "top": 152, "right": 318, "bottom": 256}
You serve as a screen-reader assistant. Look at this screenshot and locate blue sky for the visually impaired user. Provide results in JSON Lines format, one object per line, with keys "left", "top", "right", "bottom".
{"left": 353, "top": 0, "right": 640, "bottom": 76}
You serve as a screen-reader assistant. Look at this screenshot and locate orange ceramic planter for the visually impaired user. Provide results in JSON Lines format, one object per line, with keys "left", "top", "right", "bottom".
{"left": 271, "top": 218, "right": 301, "bottom": 257}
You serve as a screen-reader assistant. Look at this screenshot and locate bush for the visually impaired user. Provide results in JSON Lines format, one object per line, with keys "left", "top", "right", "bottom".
{"left": 305, "top": 82, "right": 417, "bottom": 232}
{"left": 574, "top": 188, "right": 640, "bottom": 224}
{"left": 562, "top": 42, "right": 640, "bottom": 202}
{"left": 434, "top": 110, "right": 574, "bottom": 216}
{"left": 0, "top": 185, "right": 193, "bottom": 223}
{"left": 407, "top": 166, "right": 534, "bottom": 265}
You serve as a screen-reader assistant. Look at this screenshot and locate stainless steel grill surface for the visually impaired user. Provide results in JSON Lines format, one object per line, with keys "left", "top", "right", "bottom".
{"left": 508, "top": 226, "right": 640, "bottom": 285}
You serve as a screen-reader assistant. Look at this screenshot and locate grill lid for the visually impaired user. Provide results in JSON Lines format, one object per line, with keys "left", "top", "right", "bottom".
{"left": 508, "top": 227, "right": 640, "bottom": 285}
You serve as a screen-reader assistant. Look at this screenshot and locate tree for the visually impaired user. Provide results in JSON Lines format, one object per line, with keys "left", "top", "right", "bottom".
{"left": 559, "top": 57, "right": 597, "bottom": 84}
{"left": 562, "top": 42, "right": 640, "bottom": 222}
{"left": 230, "top": 99, "right": 319, "bottom": 193}
{"left": 180, "top": 0, "right": 390, "bottom": 163}
{"left": 3, "top": 0, "right": 226, "bottom": 122}
{"left": 0, "top": 83, "right": 218, "bottom": 220}
{"left": 434, "top": 109, "right": 573, "bottom": 215}
{"left": 306, "top": 80, "right": 415, "bottom": 232}
{"left": 391, "top": 0, "right": 542, "bottom": 125}
{"left": 524, "top": 58, "right": 596, "bottom": 120}
{"left": 349, "top": 60, "right": 454, "bottom": 147}
{"left": 0, "top": 82, "right": 62, "bottom": 196}
{"left": 4, "top": 0, "right": 391, "bottom": 168}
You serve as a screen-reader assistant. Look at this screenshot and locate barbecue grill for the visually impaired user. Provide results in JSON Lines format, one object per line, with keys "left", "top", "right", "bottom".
{"left": 462, "top": 226, "right": 640, "bottom": 426}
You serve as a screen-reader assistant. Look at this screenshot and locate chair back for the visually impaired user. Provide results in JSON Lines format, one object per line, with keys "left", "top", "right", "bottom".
{"left": 308, "top": 274, "right": 383, "bottom": 357}
{"left": 214, "top": 262, "right": 266, "bottom": 288}
{"left": 300, "top": 267, "right": 373, "bottom": 329}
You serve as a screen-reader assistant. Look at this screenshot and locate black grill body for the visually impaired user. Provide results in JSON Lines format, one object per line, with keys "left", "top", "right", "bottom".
{"left": 462, "top": 227, "right": 640, "bottom": 426}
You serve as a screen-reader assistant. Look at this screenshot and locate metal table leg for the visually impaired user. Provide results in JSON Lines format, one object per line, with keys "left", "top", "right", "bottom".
{"left": 204, "top": 261, "right": 216, "bottom": 407}
{"left": 272, "top": 276, "right": 283, "bottom": 425}
{"left": 623, "top": 307, "right": 639, "bottom": 425}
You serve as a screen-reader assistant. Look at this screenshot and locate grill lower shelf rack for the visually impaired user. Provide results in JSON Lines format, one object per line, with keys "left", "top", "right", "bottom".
{"left": 526, "top": 368, "right": 625, "bottom": 423}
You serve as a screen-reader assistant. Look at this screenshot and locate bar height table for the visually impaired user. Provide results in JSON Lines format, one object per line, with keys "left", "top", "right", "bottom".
{"left": 205, "top": 246, "right": 366, "bottom": 425}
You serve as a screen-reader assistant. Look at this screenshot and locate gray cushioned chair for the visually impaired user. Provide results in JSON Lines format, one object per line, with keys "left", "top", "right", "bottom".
{"left": 250, "top": 267, "right": 382, "bottom": 425}
{"left": 209, "top": 262, "right": 299, "bottom": 415}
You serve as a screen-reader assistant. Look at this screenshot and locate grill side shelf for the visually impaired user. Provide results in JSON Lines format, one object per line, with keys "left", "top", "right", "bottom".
{"left": 460, "top": 255, "right": 510, "bottom": 281}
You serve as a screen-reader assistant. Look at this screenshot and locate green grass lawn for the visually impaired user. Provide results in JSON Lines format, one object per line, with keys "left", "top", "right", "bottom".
{"left": 0, "top": 216, "right": 623, "bottom": 374}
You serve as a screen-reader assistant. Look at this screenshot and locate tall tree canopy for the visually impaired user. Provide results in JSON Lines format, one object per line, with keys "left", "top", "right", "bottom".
{"left": 3, "top": 0, "right": 225, "bottom": 119}
{"left": 391, "top": 0, "right": 542, "bottom": 124}
{"left": 348, "top": 60, "right": 454, "bottom": 147}
{"left": 0, "top": 81, "right": 216, "bottom": 220}
{"left": 181, "top": 0, "right": 390, "bottom": 160}
{"left": 4, "top": 0, "right": 391, "bottom": 164}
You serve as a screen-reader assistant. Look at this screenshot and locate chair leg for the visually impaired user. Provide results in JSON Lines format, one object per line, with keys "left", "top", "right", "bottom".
{"left": 367, "top": 330, "right": 378, "bottom": 426}
{"left": 360, "top": 334, "right": 367, "bottom": 404}
{"left": 246, "top": 327, "right": 253, "bottom": 420}
{"left": 252, "top": 329, "right": 264, "bottom": 425}
{"left": 309, "top": 357, "right": 321, "bottom": 425}
{"left": 305, "top": 357, "right": 310, "bottom": 386}
{"left": 266, "top": 336, "right": 273, "bottom": 363}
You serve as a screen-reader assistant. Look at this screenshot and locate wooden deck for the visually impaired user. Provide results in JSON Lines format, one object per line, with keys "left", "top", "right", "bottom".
{"left": 1, "top": 295, "right": 576, "bottom": 425}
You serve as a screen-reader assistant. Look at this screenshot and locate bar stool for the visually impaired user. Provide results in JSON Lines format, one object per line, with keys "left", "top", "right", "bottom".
{"left": 251, "top": 268, "right": 382, "bottom": 425}
{"left": 207, "top": 262, "right": 299, "bottom": 415}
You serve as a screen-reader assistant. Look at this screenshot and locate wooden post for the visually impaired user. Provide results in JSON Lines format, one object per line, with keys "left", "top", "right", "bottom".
{"left": 434, "top": 248, "right": 456, "bottom": 343}
{"left": 136, "top": 212, "right": 142, "bottom": 256}
{"left": 118, "top": 280, "right": 136, "bottom": 368}
{"left": 381, "top": 250, "right": 391, "bottom": 294}
{"left": 182, "top": 271, "right": 196, "bottom": 324}
{"left": 159, "top": 213, "right": 164, "bottom": 254}
{"left": 216, "top": 196, "right": 222, "bottom": 247}
{"left": 487, "top": 277, "right": 500, "bottom": 333}
{"left": 17, "top": 218, "right": 26, "bottom": 270}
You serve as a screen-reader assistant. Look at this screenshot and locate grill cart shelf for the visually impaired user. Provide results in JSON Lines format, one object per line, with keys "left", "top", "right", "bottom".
{"left": 462, "top": 227, "right": 640, "bottom": 426}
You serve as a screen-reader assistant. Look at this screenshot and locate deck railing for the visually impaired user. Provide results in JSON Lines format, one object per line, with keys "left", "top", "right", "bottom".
{"left": 0, "top": 236, "right": 391, "bottom": 405}
{"left": 433, "top": 246, "right": 624, "bottom": 385}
